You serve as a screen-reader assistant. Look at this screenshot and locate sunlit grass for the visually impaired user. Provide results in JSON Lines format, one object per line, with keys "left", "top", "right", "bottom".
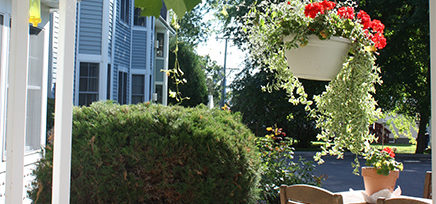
{"left": 371, "top": 143, "right": 417, "bottom": 154}
{"left": 305, "top": 142, "right": 421, "bottom": 154}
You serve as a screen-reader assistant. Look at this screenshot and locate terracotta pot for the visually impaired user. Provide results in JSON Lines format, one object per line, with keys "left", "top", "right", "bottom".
{"left": 362, "top": 167, "right": 400, "bottom": 195}
{"left": 283, "top": 35, "right": 351, "bottom": 81}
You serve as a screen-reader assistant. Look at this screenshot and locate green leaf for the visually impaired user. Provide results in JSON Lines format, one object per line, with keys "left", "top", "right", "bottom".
{"left": 135, "top": 0, "right": 162, "bottom": 17}
{"left": 135, "top": 0, "right": 202, "bottom": 18}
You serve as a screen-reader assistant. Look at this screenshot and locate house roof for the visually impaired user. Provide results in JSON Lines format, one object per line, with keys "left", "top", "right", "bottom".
{"left": 156, "top": 16, "right": 176, "bottom": 35}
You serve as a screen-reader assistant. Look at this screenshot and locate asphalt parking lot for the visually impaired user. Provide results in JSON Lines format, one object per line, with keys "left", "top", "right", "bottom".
{"left": 293, "top": 152, "right": 431, "bottom": 197}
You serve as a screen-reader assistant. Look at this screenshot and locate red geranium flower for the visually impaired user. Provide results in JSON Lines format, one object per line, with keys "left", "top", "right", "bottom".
{"left": 357, "top": 10, "right": 371, "bottom": 29}
{"left": 287, "top": 1, "right": 291, "bottom": 5}
{"left": 370, "top": 19, "right": 385, "bottom": 33}
{"left": 382, "top": 147, "right": 395, "bottom": 158}
{"left": 321, "top": 0, "right": 336, "bottom": 11}
{"left": 372, "top": 32, "right": 387, "bottom": 49}
{"left": 337, "top": 6, "right": 355, "bottom": 19}
{"left": 338, "top": 6, "right": 354, "bottom": 19}
{"left": 305, "top": 2, "right": 325, "bottom": 18}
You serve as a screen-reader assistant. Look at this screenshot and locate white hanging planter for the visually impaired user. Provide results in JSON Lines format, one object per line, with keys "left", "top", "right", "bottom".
{"left": 283, "top": 35, "right": 351, "bottom": 81}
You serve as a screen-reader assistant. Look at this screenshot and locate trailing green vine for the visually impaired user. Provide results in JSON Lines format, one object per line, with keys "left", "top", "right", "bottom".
{"left": 167, "top": 15, "right": 190, "bottom": 103}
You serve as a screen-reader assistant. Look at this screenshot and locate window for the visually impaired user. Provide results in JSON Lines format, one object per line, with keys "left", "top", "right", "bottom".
{"left": 155, "top": 84, "right": 163, "bottom": 104}
{"left": 0, "top": 14, "right": 2, "bottom": 64}
{"left": 120, "top": 0, "right": 130, "bottom": 24}
{"left": 0, "top": 14, "right": 5, "bottom": 158}
{"left": 149, "top": 75, "right": 152, "bottom": 100}
{"left": 156, "top": 33, "right": 164, "bottom": 58}
{"left": 160, "top": 1, "right": 167, "bottom": 20}
{"left": 131, "top": 74, "right": 144, "bottom": 104}
{"left": 118, "top": 71, "right": 127, "bottom": 104}
{"left": 134, "top": 8, "right": 146, "bottom": 27}
{"left": 79, "top": 62, "right": 99, "bottom": 106}
{"left": 26, "top": 25, "right": 45, "bottom": 151}
{"left": 107, "top": 64, "right": 111, "bottom": 99}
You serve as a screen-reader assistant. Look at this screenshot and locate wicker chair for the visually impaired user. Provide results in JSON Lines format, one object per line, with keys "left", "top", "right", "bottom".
{"left": 423, "top": 171, "right": 432, "bottom": 199}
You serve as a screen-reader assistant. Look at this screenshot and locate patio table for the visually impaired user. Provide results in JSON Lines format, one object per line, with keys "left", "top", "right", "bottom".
{"left": 339, "top": 190, "right": 432, "bottom": 204}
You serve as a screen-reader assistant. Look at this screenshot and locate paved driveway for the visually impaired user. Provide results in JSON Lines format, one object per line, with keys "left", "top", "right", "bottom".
{"left": 293, "top": 152, "right": 431, "bottom": 197}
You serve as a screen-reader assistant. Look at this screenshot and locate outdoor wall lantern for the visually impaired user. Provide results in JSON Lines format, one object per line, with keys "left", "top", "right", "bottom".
{"left": 29, "top": 0, "right": 42, "bottom": 27}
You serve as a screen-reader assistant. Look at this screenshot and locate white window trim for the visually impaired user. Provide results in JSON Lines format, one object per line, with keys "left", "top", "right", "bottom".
{"left": 155, "top": 31, "right": 165, "bottom": 60}
{"left": 76, "top": 62, "right": 100, "bottom": 106}
{"left": 0, "top": 12, "right": 10, "bottom": 163}
{"left": 75, "top": 59, "right": 101, "bottom": 106}
{"left": 132, "top": 25, "right": 147, "bottom": 31}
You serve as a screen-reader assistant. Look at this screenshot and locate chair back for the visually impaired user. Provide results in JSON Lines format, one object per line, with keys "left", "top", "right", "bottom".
{"left": 280, "top": 184, "right": 343, "bottom": 204}
{"left": 423, "top": 171, "right": 432, "bottom": 199}
{"left": 376, "top": 197, "right": 429, "bottom": 204}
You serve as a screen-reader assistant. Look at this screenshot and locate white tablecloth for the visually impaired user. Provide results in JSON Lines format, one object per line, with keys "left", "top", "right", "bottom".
{"left": 339, "top": 190, "right": 432, "bottom": 204}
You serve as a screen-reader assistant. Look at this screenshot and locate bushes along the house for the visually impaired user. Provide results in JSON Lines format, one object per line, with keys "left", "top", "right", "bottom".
{"left": 28, "top": 101, "right": 260, "bottom": 203}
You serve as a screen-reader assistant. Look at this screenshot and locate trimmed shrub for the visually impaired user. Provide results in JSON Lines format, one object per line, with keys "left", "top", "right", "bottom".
{"left": 29, "top": 101, "right": 260, "bottom": 203}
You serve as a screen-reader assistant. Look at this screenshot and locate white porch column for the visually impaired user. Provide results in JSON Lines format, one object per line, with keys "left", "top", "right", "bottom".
{"left": 431, "top": 0, "right": 435, "bottom": 203}
{"left": 5, "top": 0, "right": 29, "bottom": 203}
{"left": 51, "top": 0, "right": 77, "bottom": 203}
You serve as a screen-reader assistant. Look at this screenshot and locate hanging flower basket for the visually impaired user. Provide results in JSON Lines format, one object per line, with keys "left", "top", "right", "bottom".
{"left": 245, "top": 0, "right": 388, "bottom": 173}
{"left": 283, "top": 35, "right": 351, "bottom": 81}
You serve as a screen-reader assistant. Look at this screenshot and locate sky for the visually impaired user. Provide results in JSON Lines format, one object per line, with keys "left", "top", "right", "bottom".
{"left": 196, "top": 35, "right": 247, "bottom": 86}
{"left": 193, "top": 4, "right": 247, "bottom": 87}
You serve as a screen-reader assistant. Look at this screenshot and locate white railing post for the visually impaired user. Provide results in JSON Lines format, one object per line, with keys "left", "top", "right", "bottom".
{"left": 51, "top": 0, "right": 77, "bottom": 203}
{"left": 5, "top": 0, "right": 29, "bottom": 203}
{"left": 430, "top": 0, "right": 435, "bottom": 204}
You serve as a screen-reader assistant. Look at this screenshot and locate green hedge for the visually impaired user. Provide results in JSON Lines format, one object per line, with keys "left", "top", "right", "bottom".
{"left": 29, "top": 101, "right": 260, "bottom": 203}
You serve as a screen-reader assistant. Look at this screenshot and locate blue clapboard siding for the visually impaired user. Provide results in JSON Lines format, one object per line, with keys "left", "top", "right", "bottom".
{"left": 78, "top": 0, "right": 103, "bottom": 55}
{"left": 132, "top": 30, "right": 147, "bottom": 70}
{"left": 113, "top": 22, "right": 131, "bottom": 68}
{"left": 112, "top": 0, "right": 132, "bottom": 102}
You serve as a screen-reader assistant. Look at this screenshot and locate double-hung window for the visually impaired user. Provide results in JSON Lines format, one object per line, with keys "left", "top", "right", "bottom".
{"left": 134, "top": 8, "right": 146, "bottom": 27}
{"left": 156, "top": 33, "right": 164, "bottom": 57}
{"left": 118, "top": 71, "right": 127, "bottom": 104}
{"left": 131, "top": 74, "right": 144, "bottom": 104}
{"left": 120, "top": 0, "right": 130, "bottom": 24}
{"left": 79, "top": 62, "right": 99, "bottom": 106}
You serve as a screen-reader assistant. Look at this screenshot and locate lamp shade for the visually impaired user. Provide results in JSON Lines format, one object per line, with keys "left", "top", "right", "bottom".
{"left": 29, "top": 0, "right": 41, "bottom": 27}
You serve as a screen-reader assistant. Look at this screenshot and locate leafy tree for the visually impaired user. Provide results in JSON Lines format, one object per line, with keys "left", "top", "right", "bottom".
{"left": 208, "top": 0, "right": 257, "bottom": 48}
{"left": 136, "top": 0, "right": 201, "bottom": 18}
{"left": 231, "top": 67, "right": 327, "bottom": 147}
{"left": 168, "top": 40, "right": 208, "bottom": 107}
{"left": 176, "top": 4, "right": 212, "bottom": 46}
{"left": 359, "top": 0, "right": 430, "bottom": 153}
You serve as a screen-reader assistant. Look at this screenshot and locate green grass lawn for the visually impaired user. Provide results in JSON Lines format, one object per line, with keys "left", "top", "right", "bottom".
{"left": 371, "top": 143, "right": 417, "bottom": 154}
{"left": 297, "top": 141, "right": 420, "bottom": 154}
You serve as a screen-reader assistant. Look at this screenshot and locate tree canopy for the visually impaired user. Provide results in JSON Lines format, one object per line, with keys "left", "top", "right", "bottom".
{"left": 168, "top": 40, "right": 208, "bottom": 107}
{"left": 359, "top": 0, "right": 430, "bottom": 153}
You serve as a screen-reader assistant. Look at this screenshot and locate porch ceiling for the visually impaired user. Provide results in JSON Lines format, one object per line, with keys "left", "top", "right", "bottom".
{"left": 42, "top": 0, "right": 59, "bottom": 8}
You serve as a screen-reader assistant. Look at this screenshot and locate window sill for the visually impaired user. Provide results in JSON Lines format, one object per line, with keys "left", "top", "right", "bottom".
{"left": 0, "top": 150, "right": 42, "bottom": 173}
